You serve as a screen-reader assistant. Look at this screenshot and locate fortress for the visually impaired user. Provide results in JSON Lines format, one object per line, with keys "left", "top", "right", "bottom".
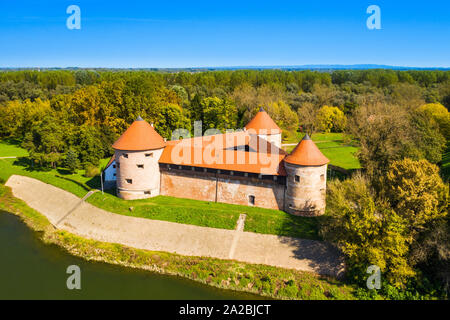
{"left": 103, "top": 108, "right": 329, "bottom": 216}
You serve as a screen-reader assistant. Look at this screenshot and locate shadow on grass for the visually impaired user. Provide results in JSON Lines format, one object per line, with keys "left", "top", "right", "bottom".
{"left": 54, "top": 175, "right": 91, "bottom": 192}
{"left": 276, "top": 205, "right": 346, "bottom": 282}
{"left": 1, "top": 138, "right": 23, "bottom": 146}
{"left": 13, "top": 157, "right": 51, "bottom": 172}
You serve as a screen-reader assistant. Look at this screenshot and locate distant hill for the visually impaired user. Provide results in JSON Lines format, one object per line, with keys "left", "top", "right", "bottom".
{"left": 1, "top": 64, "right": 449, "bottom": 72}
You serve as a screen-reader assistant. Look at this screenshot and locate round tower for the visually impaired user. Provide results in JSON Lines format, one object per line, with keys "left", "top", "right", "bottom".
{"left": 245, "top": 107, "right": 282, "bottom": 148}
{"left": 111, "top": 116, "right": 166, "bottom": 200}
{"left": 283, "top": 134, "right": 329, "bottom": 216}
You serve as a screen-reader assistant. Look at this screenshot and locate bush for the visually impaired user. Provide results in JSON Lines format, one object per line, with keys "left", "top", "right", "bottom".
{"left": 278, "top": 282, "right": 299, "bottom": 299}
{"left": 84, "top": 164, "right": 100, "bottom": 177}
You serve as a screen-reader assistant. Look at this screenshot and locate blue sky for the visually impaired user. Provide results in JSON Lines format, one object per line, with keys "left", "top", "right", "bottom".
{"left": 0, "top": 0, "right": 449, "bottom": 68}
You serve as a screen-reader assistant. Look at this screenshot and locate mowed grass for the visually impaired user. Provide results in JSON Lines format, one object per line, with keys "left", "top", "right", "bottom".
{"left": 283, "top": 132, "right": 361, "bottom": 170}
{"left": 440, "top": 143, "right": 450, "bottom": 181}
{"left": 0, "top": 140, "right": 320, "bottom": 239}
{"left": 0, "top": 139, "right": 29, "bottom": 157}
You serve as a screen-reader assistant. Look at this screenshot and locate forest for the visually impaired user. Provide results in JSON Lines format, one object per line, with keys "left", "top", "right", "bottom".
{"left": 0, "top": 68, "right": 449, "bottom": 299}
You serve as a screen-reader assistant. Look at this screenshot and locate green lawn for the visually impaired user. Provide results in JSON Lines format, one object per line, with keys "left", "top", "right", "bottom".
{"left": 0, "top": 140, "right": 320, "bottom": 239}
{"left": 283, "top": 132, "right": 361, "bottom": 170}
{"left": 440, "top": 143, "right": 450, "bottom": 181}
{"left": 0, "top": 139, "right": 29, "bottom": 157}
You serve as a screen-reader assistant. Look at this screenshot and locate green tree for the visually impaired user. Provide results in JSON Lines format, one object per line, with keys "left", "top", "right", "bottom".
{"left": 63, "top": 149, "right": 80, "bottom": 173}
{"left": 201, "top": 97, "right": 238, "bottom": 132}
{"left": 156, "top": 103, "right": 191, "bottom": 139}
{"left": 321, "top": 174, "right": 414, "bottom": 288}
{"left": 22, "top": 115, "right": 65, "bottom": 168}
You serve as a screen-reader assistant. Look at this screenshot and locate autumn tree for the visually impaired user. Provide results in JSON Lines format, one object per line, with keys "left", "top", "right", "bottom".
{"left": 417, "top": 103, "right": 450, "bottom": 140}
{"left": 381, "top": 159, "right": 449, "bottom": 231}
{"left": 315, "top": 105, "right": 347, "bottom": 133}
{"left": 321, "top": 174, "right": 414, "bottom": 288}
{"left": 266, "top": 100, "right": 299, "bottom": 131}
{"left": 297, "top": 102, "right": 318, "bottom": 134}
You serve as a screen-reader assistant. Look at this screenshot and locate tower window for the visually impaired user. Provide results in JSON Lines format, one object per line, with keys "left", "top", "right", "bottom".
{"left": 123, "top": 153, "right": 128, "bottom": 158}
{"left": 113, "top": 173, "right": 116, "bottom": 177}
{"left": 320, "top": 174, "right": 325, "bottom": 182}
{"left": 145, "top": 153, "right": 153, "bottom": 158}
{"left": 137, "top": 164, "right": 144, "bottom": 169}
{"left": 126, "top": 179, "right": 132, "bottom": 184}
{"left": 144, "top": 190, "right": 151, "bottom": 195}
{"left": 113, "top": 165, "right": 116, "bottom": 168}
{"left": 295, "top": 175, "right": 300, "bottom": 183}
{"left": 248, "top": 195, "right": 255, "bottom": 205}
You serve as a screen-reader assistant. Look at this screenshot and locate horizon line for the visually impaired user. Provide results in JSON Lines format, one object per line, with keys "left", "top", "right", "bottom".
{"left": 1, "top": 63, "right": 450, "bottom": 71}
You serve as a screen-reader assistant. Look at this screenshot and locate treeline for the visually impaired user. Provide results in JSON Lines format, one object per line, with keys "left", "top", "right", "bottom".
{"left": 0, "top": 69, "right": 449, "bottom": 171}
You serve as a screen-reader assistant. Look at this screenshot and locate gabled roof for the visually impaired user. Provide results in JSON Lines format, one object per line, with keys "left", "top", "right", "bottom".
{"left": 112, "top": 117, "right": 166, "bottom": 151}
{"left": 283, "top": 134, "right": 329, "bottom": 166}
{"left": 159, "top": 131, "right": 286, "bottom": 176}
{"left": 104, "top": 155, "right": 115, "bottom": 170}
{"left": 245, "top": 107, "right": 282, "bottom": 134}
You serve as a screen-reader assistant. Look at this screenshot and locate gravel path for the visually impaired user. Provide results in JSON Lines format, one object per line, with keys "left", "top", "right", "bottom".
{"left": 6, "top": 175, "right": 344, "bottom": 277}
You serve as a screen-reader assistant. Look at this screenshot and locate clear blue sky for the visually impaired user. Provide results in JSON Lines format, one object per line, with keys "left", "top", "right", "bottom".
{"left": 0, "top": 0, "right": 449, "bottom": 68}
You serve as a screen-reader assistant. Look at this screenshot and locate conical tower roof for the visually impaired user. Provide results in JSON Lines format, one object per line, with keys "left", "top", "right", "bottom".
{"left": 245, "top": 107, "right": 281, "bottom": 134}
{"left": 112, "top": 117, "right": 166, "bottom": 151}
{"left": 284, "top": 134, "right": 329, "bottom": 166}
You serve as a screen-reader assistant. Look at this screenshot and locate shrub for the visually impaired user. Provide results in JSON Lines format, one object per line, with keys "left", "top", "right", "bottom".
{"left": 278, "top": 282, "right": 299, "bottom": 299}
{"left": 84, "top": 164, "right": 100, "bottom": 177}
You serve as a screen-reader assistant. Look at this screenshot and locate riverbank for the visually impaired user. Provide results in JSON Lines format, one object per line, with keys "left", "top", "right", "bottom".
{"left": 0, "top": 182, "right": 356, "bottom": 300}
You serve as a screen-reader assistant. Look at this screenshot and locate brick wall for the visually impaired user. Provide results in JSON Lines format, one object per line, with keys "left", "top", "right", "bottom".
{"left": 160, "top": 167, "right": 285, "bottom": 210}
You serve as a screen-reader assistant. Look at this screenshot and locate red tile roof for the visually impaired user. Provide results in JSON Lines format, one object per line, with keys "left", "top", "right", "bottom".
{"left": 284, "top": 134, "right": 329, "bottom": 166}
{"left": 245, "top": 108, "right": 282, "bottom": 134}
{"left": 159, "top": 131, "right": 286, "bottom": 175}
{"left": 112, "top": 117, "right": 166, "bottom": 151}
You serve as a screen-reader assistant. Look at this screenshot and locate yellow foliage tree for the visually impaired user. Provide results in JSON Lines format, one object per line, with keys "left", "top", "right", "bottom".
{"left": 315, "top": 105, "right": 347, "bottom": 133}
{"left": 321, "top": 174, "right": 415, "bottom": 288}
{"left": 382, "top": 159, "right": 449, "bottom": 231}
{"left": 417, "top": 103, "right": 450, "bottom": 140}
{"left": 267, "top": 100, "right": 299, "bottom": 131}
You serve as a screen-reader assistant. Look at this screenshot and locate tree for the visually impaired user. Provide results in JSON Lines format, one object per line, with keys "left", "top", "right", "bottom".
{"left": 266, "top": 100, "right": 298, "bottom": 131}
{"left": 315, "top": 105, "right": 347, "bottom": 133}
{"left": 297, "top": 102, "right": 317, "bottom": 135}
{"left": 22, "top": 114, "right": 65, "bottom": 168}
{"left": 347, "top": 103, "right": 416, "bottom": 176}
{"left": 201, "top": 97, "right": 238, "bottom": 132}
{"left": 63, "top": 149, "right": 80, "bottom": 173}
{"left": 382, "top": 159, "right": 449, "bottom": 231}
{"left": 410, "top": 111, "right": 446, "bottom": 164}
{"left": 156, "top": 103, "right": 190, "bottom": 139}
{"left": 417, "top": 103, "right": 450, "bottom": 140}
{"left": 321, "top": 174, "right": 414, "bottom": 288}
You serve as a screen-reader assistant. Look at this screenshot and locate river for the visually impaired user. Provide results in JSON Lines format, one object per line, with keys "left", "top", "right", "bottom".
{"left": 0, "top": 210, "right": 263, "bottom": 299}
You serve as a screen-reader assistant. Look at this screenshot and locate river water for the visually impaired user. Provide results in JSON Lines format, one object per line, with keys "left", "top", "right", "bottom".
{"left": 0, "top": 210, "right": 262, "bottom": 300}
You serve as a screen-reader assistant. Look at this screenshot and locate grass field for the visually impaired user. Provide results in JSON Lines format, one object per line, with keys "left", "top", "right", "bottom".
{"left": 440, "top": 143, "right": 450, "bottom": 181}
{"left": 0, "top": 139, "right": 29, "bottom": 157}
{"left": 283, "top": 132, "right": 361, "bottom": 171}
{"left": 0, "top": 140, "right": 321, "bottom": 239}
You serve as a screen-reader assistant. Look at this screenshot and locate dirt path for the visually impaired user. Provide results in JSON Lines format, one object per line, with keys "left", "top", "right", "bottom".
{"left": 6, "top": 175, "right": 344, "bottom": 277}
